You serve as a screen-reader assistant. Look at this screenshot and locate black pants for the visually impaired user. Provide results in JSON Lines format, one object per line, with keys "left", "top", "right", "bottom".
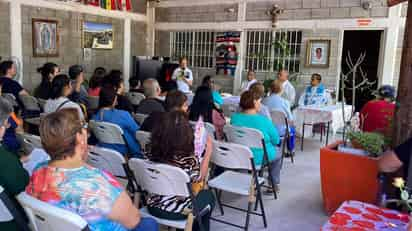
{"left": 148, "top": 190, "right": 216, "bottom": 231}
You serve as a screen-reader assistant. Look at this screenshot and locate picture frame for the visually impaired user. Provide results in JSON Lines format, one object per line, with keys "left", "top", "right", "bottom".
{"left": 305, "top": 39, "right": 331, "bottom": 68}
{"left": 32, "top": 19, "right": 59, "bottom": 57}
{"left": 83, "top": 21, "right": 114, "bottom": 50}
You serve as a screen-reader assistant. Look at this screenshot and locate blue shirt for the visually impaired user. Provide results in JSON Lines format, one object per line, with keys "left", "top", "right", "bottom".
{"left": 3, "top": 117, "right": 20, "bottom": 154}
{"left": 230, "top": 113, "right": 280, "bottom": 166}
{"left": 92, "top": 109, "right": 142, "bottom": 158}
{"left": 262, "top": 94, "right": 294, "bottom": 121}
{"left": 212, "top": 91, "right": 223, "bottom": 106}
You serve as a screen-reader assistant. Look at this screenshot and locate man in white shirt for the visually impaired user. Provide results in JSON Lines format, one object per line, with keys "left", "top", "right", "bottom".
{"left": 277, "top": 70, "right": 296, "bottom": 106}
{"left": 171, "top": 57, "right": 193, "bottom": 93}
{"left": 240, "top": 70, "right": 258, "bottom": 93}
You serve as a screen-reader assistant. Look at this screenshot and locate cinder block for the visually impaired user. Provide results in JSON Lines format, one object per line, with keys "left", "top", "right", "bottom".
{"left": 371, "top": 7, "right": 388, "bottom": 17}
{"left": 321, "top": 0, "right": 339, "bottom": 8}
{"left": 311, "top": 8, "right": 331, "bottom": 18}
{"left": 330, "top": 7, "right": 350, "bottom": 18}
{"left": 340, "top": 0, "right": 361, "bottom": 7}
{"left": 293, "top": 9, "right": 312, "bottom": 19}
{"left": 350, "top": 7, "right": 370, "bottom": 18}
{"left": 303, "top": 0, "right": 321, "bottom": 9}
{"left": 285, "top": 0, "right": 302, "bottom": 9}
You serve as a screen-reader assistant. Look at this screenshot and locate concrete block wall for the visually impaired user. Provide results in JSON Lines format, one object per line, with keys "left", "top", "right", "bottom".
{"left": 0, "top": 2, "right": 10, "bottom": 61}
{"left": 155, "top": 4, "right": 238, "bottom": 23}
{"left": 131, "top": 21, "right": 148, "bottom": 57}
{"left": 245, "top": 0, "right": 389, "bottom": 20}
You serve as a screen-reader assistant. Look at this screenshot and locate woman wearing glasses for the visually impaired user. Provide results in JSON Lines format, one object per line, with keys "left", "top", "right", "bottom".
{"left": 26, "top": 108, "right": 158, "bottom": 231}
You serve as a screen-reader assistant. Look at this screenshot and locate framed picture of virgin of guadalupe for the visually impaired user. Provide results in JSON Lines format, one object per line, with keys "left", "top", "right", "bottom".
{"left": 32, "top": 19, "right": 59, "bottom": 57}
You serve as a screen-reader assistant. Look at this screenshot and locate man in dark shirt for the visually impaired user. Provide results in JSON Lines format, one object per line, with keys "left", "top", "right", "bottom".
{"left": 136, "top": 79, "right": 165, "bottom": 115}
{"left": 0, "top": 96, "right": 29, "bottom": 230}
{"left": 0, "top": 60, "right": 29, "bottom": 108}
{"left": 378, "top": 138, "right": 412, "bottom": 178}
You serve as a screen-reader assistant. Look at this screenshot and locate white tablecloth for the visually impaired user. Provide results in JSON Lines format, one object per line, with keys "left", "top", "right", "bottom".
{"left": 293, "top": 104, "right": 352, "bottom": 137}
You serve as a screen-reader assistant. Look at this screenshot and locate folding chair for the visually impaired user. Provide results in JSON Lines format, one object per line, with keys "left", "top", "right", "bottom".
{"left": 87, "top": 96, "right": 99, "bottom": 111}
{"left": 128, "top": 158, "right": 210, "bottom": 231}
{"left": 133, "top": 113, "right": 149, "bottom": 125}
{"left": 126, "top": 92, "right": 145, "bottom": 111}
{"left": 3, "top": 93, "right": 18, "bottom": 107}
{"left": 86, "top": 146, "right": 138, "bottom": 199}
{"left": 223, "top": 125, "right": 277, "bottom": 199}
{"left": 19, "top": 95, "right": 41, "bottom": 118}
{"left": 221, "top": 104, "right": 238, "bottom": 119}
{"left": 89, "top": 120, "right": 126, "bottom": 146}
{"left": 189, "top": 120, "right": 216, "bottom": 139}
{"left": 270, "top": 109, "right": 295, "bottom": 167}
{"left": 16, "top": 133, "right": 42, "bottom": 154}
{"left": 135, "top": 130, "right": 151, "bottom": 156}
{"left": 0, "top": 186, "right": 31, "bottom": 231}
{"left": 17, "top": 192, "right": 90, "bottom": 231}
{"left": 208, "top": 141, "right": 267, "bottom": 231}
{"left": 37, "top": 98, "right": 47, "bottom": 110}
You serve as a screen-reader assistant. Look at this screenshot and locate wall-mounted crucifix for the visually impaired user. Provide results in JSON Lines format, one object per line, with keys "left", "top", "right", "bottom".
{"left": 266, "top": 4, "right": 284, "bottom": 28}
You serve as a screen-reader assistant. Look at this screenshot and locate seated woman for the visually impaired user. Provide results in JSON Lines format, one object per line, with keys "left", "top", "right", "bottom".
{"left": 360, "top": 85, "right": 395, "bottom": 134}
{"left": 201, "top": 75, "right": 223, "bottom": 107}
{"left": 147, "top": 111, "right": 215, "bottom": 231}
{"left": 263, "top": 80, "right": 293, "bottom": 121}
{"left": 88, "top": 67, "right": 106, "bottom": 97}
{"left": 93, "top": 87, "right": 142, "bottom": 158}
{"left": 44, "top": 74, "right": 85, "bottom": 121}
{"left": 34, "top": 62, "right": 59, "bottom": 100}
{"left": 231, "top": 90, "right": 281, "bottom": 192}
{"left": 102, "top": 70, "right": 134, "bottom": 113}
{"left": 26, "top": 108, "right": 158, "bottom": 231}
{"left": 189, "top": 86, "right": 226, "bottom": 140}
{"left": 140, "top": 90, "right": 189, "bottom": 132}
{"left": 0, "top": 97, "right": 29, "bottom": 231}
{"left": 249, "top": 82, "right": 272, "bottom": 121}
{"left": 298, "top": 73, "right": 331, "bottom": 107}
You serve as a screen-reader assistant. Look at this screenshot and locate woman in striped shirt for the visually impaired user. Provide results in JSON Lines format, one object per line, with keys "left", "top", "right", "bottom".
{"left": 147, "top": 111, "right": 215, "bottom": 231}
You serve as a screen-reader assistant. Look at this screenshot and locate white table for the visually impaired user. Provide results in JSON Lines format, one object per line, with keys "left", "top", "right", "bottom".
{"left": 294, "top": 104, "right": 352, "bottom": 149}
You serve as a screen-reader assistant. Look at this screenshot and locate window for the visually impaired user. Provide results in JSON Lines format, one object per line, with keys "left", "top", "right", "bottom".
{"left": 170, "top": 31, "right": 215, "bottom": 68}
{"left": 245, "top": 30, "right": 302, "bottom": 73}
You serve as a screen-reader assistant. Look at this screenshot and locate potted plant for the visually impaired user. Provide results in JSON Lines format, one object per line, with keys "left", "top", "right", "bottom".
{"left": 320, "top": 52, "right": 383, "bottom": 215}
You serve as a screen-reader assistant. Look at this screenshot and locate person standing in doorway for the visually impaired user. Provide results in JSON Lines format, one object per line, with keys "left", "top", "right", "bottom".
{"left": 172, "top": 56, "right": 193, "bottom": 93}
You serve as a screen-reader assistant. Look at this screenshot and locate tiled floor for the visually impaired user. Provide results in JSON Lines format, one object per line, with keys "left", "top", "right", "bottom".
{"left": 208, "top": 137, "right": 331, "bottom": 231}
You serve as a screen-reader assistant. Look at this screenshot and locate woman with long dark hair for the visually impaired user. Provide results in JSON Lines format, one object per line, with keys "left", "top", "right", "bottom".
{"left": 34, "top": 63, "right": 59, "bottom": 100}
{"left": 147, "top": 111, "right": 214, "bottom": 231}
{"left": 88, "top": 67, "right": 106, "bottom": 97}
{"left": 189, "top": 86, "right": 226, "bottom": 140}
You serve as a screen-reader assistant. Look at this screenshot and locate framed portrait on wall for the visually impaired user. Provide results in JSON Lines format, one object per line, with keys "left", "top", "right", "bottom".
{"left": 32, "top": 19, "right": 59, "bottom": 57}
{"left": 305, "top": 40, "right": 330, "bottom": 68}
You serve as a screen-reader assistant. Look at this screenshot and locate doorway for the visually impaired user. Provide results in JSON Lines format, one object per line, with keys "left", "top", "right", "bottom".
{"left": 340, "top": 30, "right": 382, "bottom": 111}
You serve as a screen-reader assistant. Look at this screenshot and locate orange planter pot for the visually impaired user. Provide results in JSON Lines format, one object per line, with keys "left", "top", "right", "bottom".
{"left": 320, "top": 141, "right": 379, "bottom": 215}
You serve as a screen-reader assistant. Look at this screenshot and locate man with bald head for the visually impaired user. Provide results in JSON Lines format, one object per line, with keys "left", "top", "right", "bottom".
{"left": 277, "top": 70, "right": 296, "bottom": 106}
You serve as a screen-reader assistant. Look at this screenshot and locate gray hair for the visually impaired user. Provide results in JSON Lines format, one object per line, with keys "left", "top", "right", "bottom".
{"left": 0, "top": 97, "right": 12, "bottom": 125}
{"left": 143, "top": 78, "right": 161, "bottom": 97}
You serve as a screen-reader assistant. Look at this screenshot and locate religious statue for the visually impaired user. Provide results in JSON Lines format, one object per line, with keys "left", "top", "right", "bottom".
{"left": 266, "top": 4, "right": 284, "bottom": 28}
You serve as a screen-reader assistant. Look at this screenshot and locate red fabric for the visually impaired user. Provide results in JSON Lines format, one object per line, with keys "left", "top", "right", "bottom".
{"left": 111, "top": 0, "right": 116, "bottom": 9}
{"left": 360, "top": 100, "right": 395, "bottom": 133}
{"left": 125, "top": 0, "right": 131, "bottom": 11}
{"left": 88, "top": 87, "right": 101, "bottom": 97}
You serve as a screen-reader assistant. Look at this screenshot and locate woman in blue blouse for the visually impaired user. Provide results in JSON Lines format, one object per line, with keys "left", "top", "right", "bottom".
{"left": 92, "top": 87, "right": 142, "bottom": 158}
{"left": 231, "top": 90, "right": 281, "bottom": 192}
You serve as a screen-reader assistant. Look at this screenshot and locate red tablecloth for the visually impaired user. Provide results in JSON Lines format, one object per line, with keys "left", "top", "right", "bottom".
{"left": 322, "top": 200, "right": 410, "bottom": 230}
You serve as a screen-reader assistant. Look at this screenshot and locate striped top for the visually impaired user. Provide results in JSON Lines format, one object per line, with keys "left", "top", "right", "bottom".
{"left": 147, "top": 154, "right": 200, "bottom": 213}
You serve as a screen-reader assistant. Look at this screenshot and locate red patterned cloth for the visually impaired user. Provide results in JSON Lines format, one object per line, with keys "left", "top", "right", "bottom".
{"left": 322, "top": 201, "right": 410, "bottom": 230}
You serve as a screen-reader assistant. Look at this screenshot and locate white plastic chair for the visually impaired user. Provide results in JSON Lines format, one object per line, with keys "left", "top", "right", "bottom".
{"left": 89, "top": 120, "right": 126, "bottom": 145}
{"left": 17, "top": 133, "right": 42, "bottom": 154}
{"left": 135, "top": 130, "right": 151, "bottom": 155}
{"left": 126, "top": 92, "right": 146, "bottom": 106}
{"left": 128, "top": 158, "right": 209, "bottom": 231}
{"left": 16, "top": 192, "right": 89, "bottom": 231}
{"left": 87, "top": 146, "right": 137, "bottom": 197}
{"left": 189, "top": 121, "right": 216, "bottom": 139}
{"left": 221, "top": 104, "right": 238, "bottom": 118}
{"left": 133, "top": 113, "right": 149, "bottom": 125}
{"left": 223, "top": 124, "right": 277, "bottom": 199}
{"left": 19, "top": 95, "right": 41, "bottom": 111}
{"left": 87, "top": 96, "right": 99, "bottom": 111}
{"left": 208, "top": 141, "right": 267, "bottom": 230}
{"left": 270, "top": 109, "right": 294, "bottom": 165}
{"left": 37, "top": 98, "right": 47, "bottom": 110}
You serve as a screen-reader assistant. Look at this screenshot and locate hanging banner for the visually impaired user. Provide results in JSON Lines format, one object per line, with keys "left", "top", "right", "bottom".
{"left": 215, "top": 31, "right": 240, "bottom": 77}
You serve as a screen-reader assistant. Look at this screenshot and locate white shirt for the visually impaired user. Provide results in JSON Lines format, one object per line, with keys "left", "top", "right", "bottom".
{"left": 240, "top": 79, "right": 258, "bottom": 93}
{"left": 44, "top": 96, "right": 85, "bottom": 120}
{"left": 281, "top": 80, "right": 296, "bottom": 106}
{"left": 172, "top": 67, "right": 193, "bottom": 93}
